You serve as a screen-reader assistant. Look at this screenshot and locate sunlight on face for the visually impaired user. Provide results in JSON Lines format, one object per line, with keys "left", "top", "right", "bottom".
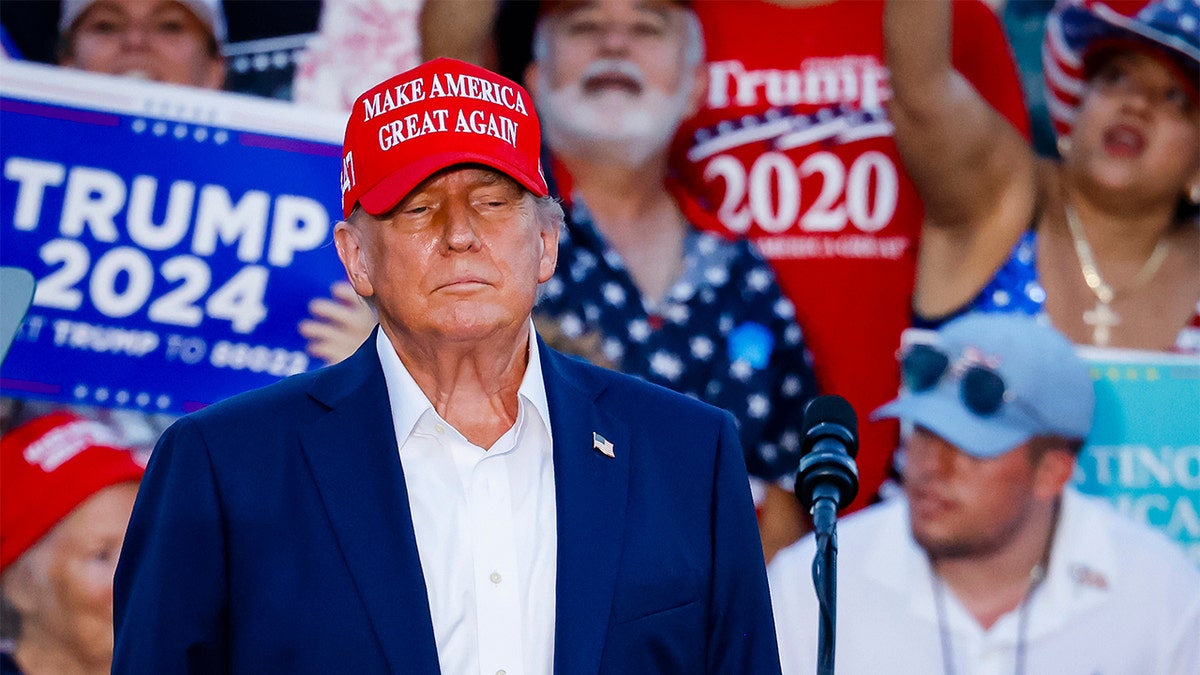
{"left": 336, "top": 167, "right": 559, "bottom": 346}
{"left": 902, "top": 428, "right": 1041, "bottom": 560}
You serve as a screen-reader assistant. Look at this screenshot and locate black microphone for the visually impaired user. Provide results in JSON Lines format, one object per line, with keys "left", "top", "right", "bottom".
{"left": 794, "top": 395, "right": 859, "bottom": 532}
{"left": 795, "top": 396, "right": 859, "bottom": 675}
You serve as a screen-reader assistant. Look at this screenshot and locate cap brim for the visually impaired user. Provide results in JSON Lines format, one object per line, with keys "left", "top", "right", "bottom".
{"left": 0, "top": 453, "right": 143, "bottom": 573}
{"left": 1085, "top": 37, "right": 1200, "bottom": 101}
{"left": 871, "top": 391, "right": 1030, "bottom": 459}
{"left": 356, "top": 149, "right": 548, "bottom": 218}
{"left": 1059, "top": 3, "right": 1200, "bottom": 71}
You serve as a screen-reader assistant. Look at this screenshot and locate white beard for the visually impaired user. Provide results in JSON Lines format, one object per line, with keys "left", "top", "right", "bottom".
{"left": 536, "top": 59, "right": 694, "bottom": 168}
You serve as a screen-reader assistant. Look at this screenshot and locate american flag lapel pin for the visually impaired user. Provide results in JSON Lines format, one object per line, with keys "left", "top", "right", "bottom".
{"left": 593, "top": 432, "right": 615, "bottom": 459}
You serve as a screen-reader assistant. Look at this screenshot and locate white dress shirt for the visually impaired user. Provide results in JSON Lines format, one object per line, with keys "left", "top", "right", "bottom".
{"left": 768, "top": 488, "right": 1200, "bottom": 675}
{"left": 376, "top": 327, "right": 557, "bottom": 675}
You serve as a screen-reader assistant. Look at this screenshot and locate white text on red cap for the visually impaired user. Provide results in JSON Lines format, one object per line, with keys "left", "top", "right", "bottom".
{"left": 362, "top": 73, "right": 530, "bottom": 122}
{"left": 361, "top": 73, "right": 531, "bottom": 154}
{"left": 24, "top": 420, "right": 122, "bottom": 472}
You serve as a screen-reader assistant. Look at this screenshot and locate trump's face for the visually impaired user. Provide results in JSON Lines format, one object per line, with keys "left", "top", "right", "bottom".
{"left": 335, "top": 167, "right": 559, "bottom": 347}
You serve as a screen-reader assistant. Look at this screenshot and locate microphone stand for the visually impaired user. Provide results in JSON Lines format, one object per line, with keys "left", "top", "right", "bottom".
{"left": 809, "top": 484, "right": 841, "bottom": 675}
{"left": 795, "top": 436, "right": 857, "bottom": 675}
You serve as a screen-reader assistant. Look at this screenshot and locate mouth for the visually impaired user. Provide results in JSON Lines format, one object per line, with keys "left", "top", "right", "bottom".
{"left": 907, "top": 486, "right": 956, "bottom": 518}
{"left": 582, "top": 73, "right": 643, "bottom": 96}
{"left": 1101, "top": 124, "right": 1146, "bottom": 158}
{"left": 436, "top": 277, "right": 491, "bottom": 292}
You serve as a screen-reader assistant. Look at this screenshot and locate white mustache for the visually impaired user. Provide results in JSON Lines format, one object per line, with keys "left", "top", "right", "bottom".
{"left": 580, "top": 59, "right": 646, "bottom": 87}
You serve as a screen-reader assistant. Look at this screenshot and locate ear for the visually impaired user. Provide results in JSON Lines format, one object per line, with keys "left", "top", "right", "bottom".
{"left": 1032, "top": 448, "right": 1075, "bottom": 501}
{"left": 334, "top": 220, "right": 375, "bottom": 299}
{"left": 1, "top": 555, "right": 43, "bottom": 616}
{"left": 684, "top": 60, "right": 708, "bottom": 118}
{"left": 525, "top": 61, "right": 541, "bottom": 99}
{"left": 537, "top": 215, "right": 560, "bottom": 284}
{"left": 1187, "top": 166, "right": 1200, "bottom": 205}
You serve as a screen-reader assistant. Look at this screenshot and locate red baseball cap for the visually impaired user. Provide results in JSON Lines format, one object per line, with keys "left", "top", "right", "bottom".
{"left": 0, "top": 411, "right": 145, "bottom": 572}
{"left": 340, "top": 57, "right": 549, "bottom": 218}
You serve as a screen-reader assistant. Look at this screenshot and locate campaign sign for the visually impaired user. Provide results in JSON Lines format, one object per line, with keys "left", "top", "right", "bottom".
{"left": 1, "top": 62, "right": 352, "bottom": 415}
{"left": 1075, "top": 348, "right": 1200, "bottom": 567}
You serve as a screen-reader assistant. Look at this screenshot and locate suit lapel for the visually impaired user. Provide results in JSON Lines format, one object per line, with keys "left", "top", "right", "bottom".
{"left": 299, "top": 339, "right": 440, "bottom": 675}
{"left": 543, "top": 346, "right": 631, "bottom": 675}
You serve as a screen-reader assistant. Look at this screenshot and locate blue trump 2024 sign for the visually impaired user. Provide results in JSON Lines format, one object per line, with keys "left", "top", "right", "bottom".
{"left": 1, "top": 62, "right": 351, "bottom": 414}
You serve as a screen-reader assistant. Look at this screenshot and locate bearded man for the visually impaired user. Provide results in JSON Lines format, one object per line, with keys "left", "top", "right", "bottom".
{"left": 526, "top": 0, "right": 819, "bottom": 561}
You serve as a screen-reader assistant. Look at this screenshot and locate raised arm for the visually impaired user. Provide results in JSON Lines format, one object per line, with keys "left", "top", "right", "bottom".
{"left": 885, "top": 0, "right": 1041, "bottom": 318}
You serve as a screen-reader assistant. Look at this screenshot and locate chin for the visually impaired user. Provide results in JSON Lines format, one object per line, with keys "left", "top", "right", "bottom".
{"left": 914, "top": 535, "right": 974, "bottom": 560}
{"left": 539, "top": 84, "right": 688, "bottom": 163}
{"left": 430, "top": 310, "right": 522, "bottom": 341}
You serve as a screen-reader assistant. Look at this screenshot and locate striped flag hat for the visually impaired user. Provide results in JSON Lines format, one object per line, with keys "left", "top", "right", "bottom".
{"left": 1043, "top": 0, "right": 1200, "bottom": 138}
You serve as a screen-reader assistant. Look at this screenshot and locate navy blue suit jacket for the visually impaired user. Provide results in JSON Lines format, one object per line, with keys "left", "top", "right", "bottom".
{"left": 113, "top": 335, "right": 782, "bottom": 674}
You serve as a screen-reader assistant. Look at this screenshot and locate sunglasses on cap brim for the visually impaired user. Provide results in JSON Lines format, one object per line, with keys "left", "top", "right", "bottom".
{"left": 898, "top": 343, "right": 1048, "bottom": 429}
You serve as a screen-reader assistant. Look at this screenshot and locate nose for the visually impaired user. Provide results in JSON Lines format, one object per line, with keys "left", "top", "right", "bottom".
{"left": 439, "top": 201, "right": 482, "bottom": 253}
{"left": 902, "top": 428, "right": 957, "bottom": 482}
{"left": 1116, "top": 80, "right": 1155, "bottom": 118}
{"left": 596, "top": 23, "right": 633, "bottom": 58}
{"left": 120, "top": 24, "right": 151, "bottom": 49}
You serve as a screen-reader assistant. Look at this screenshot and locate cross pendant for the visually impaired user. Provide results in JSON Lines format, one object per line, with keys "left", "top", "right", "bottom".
{"left": 1083, "top": 300, "right": 1120, "bottom": 346}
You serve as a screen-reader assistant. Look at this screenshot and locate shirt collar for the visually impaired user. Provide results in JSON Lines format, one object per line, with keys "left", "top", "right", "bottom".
{"left": 862, "top": 489, "right": 1117, "bottom": 637}
{"left": 520, "top": 328, "right": 553, "bottom": 445}
{"left": 1028, "top": 488, "right": 1115, "bottom": 636}
{"left": 862, "top": 498, "right": 940, "bottom": 621}
{"left": 376, "top": 322, "right": 553, "bottom": 448}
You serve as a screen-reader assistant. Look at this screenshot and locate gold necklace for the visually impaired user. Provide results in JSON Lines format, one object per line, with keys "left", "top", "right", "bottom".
{"left": 1063, "top": 202, "right": 1170, "bottom": 346}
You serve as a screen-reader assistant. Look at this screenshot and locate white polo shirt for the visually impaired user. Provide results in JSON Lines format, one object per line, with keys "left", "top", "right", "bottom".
{"left": 767, "top": 488, "right": 1200, "bottom": 675}
{"left": 377, "top": 327, "right": 557, "bottom": 675}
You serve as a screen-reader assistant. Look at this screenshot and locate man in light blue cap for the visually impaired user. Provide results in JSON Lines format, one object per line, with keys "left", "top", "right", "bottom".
{"left": 767, "top": 312, "right": 1200, "bottom": 675}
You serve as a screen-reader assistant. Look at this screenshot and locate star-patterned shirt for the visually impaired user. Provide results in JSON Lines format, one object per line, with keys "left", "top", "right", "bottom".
{"left": 535, "top": 198, "right": 818, "bottom": 481}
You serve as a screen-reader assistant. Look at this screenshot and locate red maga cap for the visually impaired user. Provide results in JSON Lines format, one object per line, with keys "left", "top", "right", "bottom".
{"left": 339, "top": 57, "right": 549, "bottom": 218}
{"left": 0, "top": 412, "right": 145, "bottom": 572}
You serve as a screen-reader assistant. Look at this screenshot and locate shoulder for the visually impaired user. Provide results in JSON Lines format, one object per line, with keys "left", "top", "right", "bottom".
{"left": 692, "top": 229, "right": 771, "bottom": 271}
{"left": 182, "top": 367, "right": 326, "bottom": 435}
{"left": 768, "top": 499, "right": 910, "bottom": 635}
{"left": 566, "top": 347, "right": 725, "bottom": 408}
{"left": 1066, "top": 491, "right": 1200, "bottom": 586}
{"left": 770, "top": 498, "right": 906, "bottom": 577}
{"left": 175, "top": 343, "right": 377, "bottom": 440}
{"left": 688, "top": 231, "right": 795, "bottom": 322}
{"left": 545, "top": 346, "right": 730, "bottom": 425}
{"left": 0, "top": 650, "right": 24, "bottom": 675}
